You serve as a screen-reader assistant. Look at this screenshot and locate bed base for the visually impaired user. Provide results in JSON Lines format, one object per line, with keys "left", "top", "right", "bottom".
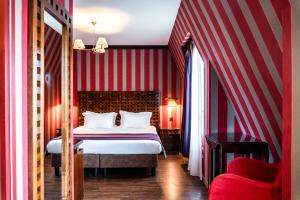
{"left": 51, "top": 154, "right": 158, "bottom": 176}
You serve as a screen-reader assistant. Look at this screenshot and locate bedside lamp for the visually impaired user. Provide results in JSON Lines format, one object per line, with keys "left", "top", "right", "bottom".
{"left": 166, "top": 98, "right": 177, "bottom": 122}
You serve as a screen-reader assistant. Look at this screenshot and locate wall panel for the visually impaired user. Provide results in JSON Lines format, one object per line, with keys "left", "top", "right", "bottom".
{"left": 73, "top": 48, "right": 181, "bottom": 129}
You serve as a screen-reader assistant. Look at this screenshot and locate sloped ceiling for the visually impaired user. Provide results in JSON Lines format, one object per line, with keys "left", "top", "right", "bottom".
{"left": 169, "top": 0, "right": 290, "bottom": 161}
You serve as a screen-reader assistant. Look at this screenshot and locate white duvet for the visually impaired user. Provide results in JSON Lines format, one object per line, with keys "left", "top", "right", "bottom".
{"left": 46, "top": 126, "right": 162, "bottom": 155}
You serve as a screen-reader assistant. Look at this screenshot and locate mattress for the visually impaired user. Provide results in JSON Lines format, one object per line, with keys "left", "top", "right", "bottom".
{"left": 46, "top": 126, "right": 162, "bottom": 155}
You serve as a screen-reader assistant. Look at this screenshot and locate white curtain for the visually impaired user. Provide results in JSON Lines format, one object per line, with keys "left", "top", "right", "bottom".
{"left": 188, "top": 45, "right": 205, "bottom": 179}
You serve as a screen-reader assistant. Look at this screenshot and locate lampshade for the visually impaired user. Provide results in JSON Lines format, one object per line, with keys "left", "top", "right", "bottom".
{"left": 166, "top": 98, "right": 177, "bottom": 107}
{"left": 73, "top": 39, "right": 85, "bottom": 50}
{"left": 96, "top": 37, "right": 108, "bottom": 49}
{"left": 93, "top": 47, "right": 106, "bottom": 54}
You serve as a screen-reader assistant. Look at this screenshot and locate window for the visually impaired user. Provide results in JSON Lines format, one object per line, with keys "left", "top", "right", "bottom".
{"left": 188, "top": 45, "right": 205, "bottom": 179}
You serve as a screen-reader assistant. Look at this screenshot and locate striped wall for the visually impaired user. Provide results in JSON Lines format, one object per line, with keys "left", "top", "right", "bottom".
{"left": 282, "top": 1, "right": 299, "bottom": 199}
{"left": 44, "top": 24, "right": 62, "bottom": 145}
{"left": 0, "top": 0, "right": 28, "bottom": 199}
{"left": 73, "top": 48, "right": 181, "bottom": 129}
{"left": 169, "top": 0, "right": 287, "bottom": 162}
{"left": 210, "top": 68, "right": 241, "bottom": 135}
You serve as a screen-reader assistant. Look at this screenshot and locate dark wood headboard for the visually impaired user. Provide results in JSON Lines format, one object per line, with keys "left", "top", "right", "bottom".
{"left": 77, "top": 91, "right": 160, "bottom": 129}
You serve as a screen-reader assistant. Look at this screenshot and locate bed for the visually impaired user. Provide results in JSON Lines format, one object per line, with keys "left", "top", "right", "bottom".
{"left": 47, "top": 91, "right": 164, "bottom": 176}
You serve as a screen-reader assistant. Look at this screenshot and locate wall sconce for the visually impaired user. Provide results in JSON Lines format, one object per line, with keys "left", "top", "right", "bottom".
{"left": 166, "top": 98, "right": 177, "bottom": 122}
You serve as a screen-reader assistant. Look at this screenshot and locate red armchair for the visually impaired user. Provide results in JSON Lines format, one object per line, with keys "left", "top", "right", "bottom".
{"left": 209, "top": 157, "right": 281, "bottom": 200}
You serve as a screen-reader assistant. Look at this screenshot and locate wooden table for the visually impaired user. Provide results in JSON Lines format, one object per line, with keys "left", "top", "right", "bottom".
{"left": 206, "top": 132, "right": 269, "bottom": 187}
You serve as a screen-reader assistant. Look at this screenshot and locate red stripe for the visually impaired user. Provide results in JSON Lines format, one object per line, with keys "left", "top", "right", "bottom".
{"left": 282, "top": 5, "right": 291, "bottom": 200}
{"left": 22, "top": 0, "right": 28, "bottom": 195}
{"left": 117, "top": 49, "right": 123, "bottom": 91}
{"left": 73, "top": 50, "right": 78, "bottom": 127}
{"left": 126, "top": 50, "right": 132, "bottom": 91}
{"left": 144, "top": 49, "right": 150, "bottom": 90}
{"left": 99, "top": 53, "right": 105, "bottom": 91}
{"left": 90, "top": 52, "right": 96, "bottom": 91}
{"left": 81, "top": 51, "right": 87, "bottom": 91}
{"left": 162, "top": 49, "right": 168, "bottom": 128}
{"left": 135, "top": 49, "right": 141, "bottom": 91}
{"left": 108, "top": 49, "right": 114, "bottom": 91}
{"left": 0, "top": 0, "right": 11, "bottom": 197}
{"left": 153, "top": 49, "right": 159, "bottom": 90}
{"left": 171, "top": 59, "right": 177, "bottom": 98}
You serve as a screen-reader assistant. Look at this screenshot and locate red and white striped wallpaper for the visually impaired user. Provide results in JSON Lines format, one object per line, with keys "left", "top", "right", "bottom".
{"left": 0, "top": 0, "right": 28, "bottom": 199}
{"left": 73, "top": 48, "right": 182, "bottom": 129}
{"left": 169, "top": 0, "right": 286, "bottom": 162}
{"left": 44, "top": 25, "right": 62, "bottom": 145}
{"left": 210, "top": 68, "right": 241, "bottom": 135}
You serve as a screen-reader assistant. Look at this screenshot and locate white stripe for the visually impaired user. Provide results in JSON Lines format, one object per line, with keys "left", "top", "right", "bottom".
{"left": 259, "top": 0, "right": 282, "bottom": 50}
{"left": 15, "top": 0, "right": 24, "bottom": 198}
{"left": 65, "top": 0, "right": 69, "bottom": 12}
{"left": 131, "top": 49, "right": 136, "bottom": 91}
{"left": 122, "top": 50, "right": 127, "bottom": 91}
{"left": 149, "top": 49, "right": 154, "bottom": 90}
{"left": 113, "top": 50, "right": 118, "bottom": 91}
{"left": 9, "top": 0, "right": 14, "bottom": 195}
{"left": 95, "top": 54, "right": 99, "bottom": 91}
{"left": 140, "top": 49, "right": 145, "bottom": 90}
{"left": 104, "top": 51, "right": 108, "bottom": 91}
{"left": 86, "top": 51, "right": 91, "bottom": 91}
{"left": 221, "top": 0, "right": 282, "bottom": 128}
{"left": 238, "top": 0, "right": 282, "bottom": 93}
{"left": 77, "top": 51, "right": 81, "bottom": 91}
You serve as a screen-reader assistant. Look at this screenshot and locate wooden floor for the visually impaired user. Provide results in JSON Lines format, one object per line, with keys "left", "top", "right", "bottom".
{"left": 44, "top": 155, "right": 208, "bottom": 200}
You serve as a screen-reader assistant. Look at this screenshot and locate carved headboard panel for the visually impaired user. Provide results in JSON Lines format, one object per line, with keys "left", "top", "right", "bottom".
{"left": 78, "top": 91, "right": 160, "bottom": 130}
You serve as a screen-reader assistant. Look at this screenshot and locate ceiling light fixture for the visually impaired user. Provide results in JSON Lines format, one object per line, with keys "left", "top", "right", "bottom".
{"left": 73, "top": 21, "right": 108, "bottom": 53}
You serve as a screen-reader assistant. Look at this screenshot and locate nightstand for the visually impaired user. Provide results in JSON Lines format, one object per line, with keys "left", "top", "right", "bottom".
{"left": 159, "top": 129, "right": 181, "bottom": 154}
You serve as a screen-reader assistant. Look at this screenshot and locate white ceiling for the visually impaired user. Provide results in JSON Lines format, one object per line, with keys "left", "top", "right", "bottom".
{"left": 73, "top": 0, "right": 181, "bottom": 45}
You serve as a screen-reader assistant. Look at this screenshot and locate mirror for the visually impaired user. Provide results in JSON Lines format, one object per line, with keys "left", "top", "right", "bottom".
{"left": 44, "top": 10, "right": 63, "bottom": 199}
{"left": 28, "top": 0, "right": 73, "bottom": 199}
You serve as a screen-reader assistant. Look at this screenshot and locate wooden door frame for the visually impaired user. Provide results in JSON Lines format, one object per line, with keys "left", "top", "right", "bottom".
{"left": 28, "top": 0, "right": 73, "bottom": 199}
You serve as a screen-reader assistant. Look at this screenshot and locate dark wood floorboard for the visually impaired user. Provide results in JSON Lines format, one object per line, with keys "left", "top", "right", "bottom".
{"left": 44, "top": 155, "right": 208, "bottom": 200}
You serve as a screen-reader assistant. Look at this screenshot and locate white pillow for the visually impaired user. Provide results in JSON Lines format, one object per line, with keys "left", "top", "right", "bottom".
{"left": 120, "top": 110, "right": 152, "bottom": 129}
{"left": 83, "top": 111, "right": 117, "bottom": 129}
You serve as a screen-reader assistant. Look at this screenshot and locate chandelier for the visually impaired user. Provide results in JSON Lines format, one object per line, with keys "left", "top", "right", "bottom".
{"left": 73, "top": 21, "right": 108, "bottom": 53}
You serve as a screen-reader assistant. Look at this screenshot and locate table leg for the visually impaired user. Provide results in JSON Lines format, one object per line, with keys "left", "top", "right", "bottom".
{"left": 208, "top": 147, "right": 212, "bottom": 187}
{"left": 214, "top": 148, "right": 219, "bottom": 177}
{"left": 262, "top": 144, "right": 269, "bottom": 162}
{"left": 219, "top": 147, "right": 226, "bottom": 174}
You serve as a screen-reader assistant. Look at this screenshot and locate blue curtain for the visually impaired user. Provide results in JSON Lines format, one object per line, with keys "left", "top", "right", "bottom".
{"left": 181, "top": 47, "right": 193, "bottom": 158}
